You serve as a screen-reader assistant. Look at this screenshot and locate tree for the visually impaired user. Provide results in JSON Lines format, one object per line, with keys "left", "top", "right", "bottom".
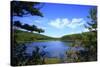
{"left": 11, "top": 1, "right": 45, "bottom": 65}
{"left": 11, "top": 1, "right": 43, "bottom": 17}
{"left": 26, "top": 46, "right": 47, "bottom": 65}
{"left": 31, "top": 25, "right": 38, "bottom": 32}
{"left": 84, "top": 7, "right": 97, "bottom": 49}
{"left": 64, "top": 7, "right": 97, "bottom": 62}
{"left": 14, "top": 21, "right": 22, "bottom": 28}
{"left": 11, "top": 1, "right": 43, "bottom": 32}
{"left": 11, "top": 1, "right": 44, "bottom": 30}
{"left": 80, "top": 7, "right": 97, "bottom": 61}
{"left": 11, "top": 1, "right": 44, "bottom": 33}
{"left": 22, "top": 24, "right": 31, "bottom": 31}
{"left": 85, "top": 7, "right": 97, "bottom": 31}
{"left": 37, "top": 28, "right": 44, "bottom": 33}
{"left": 11, "top": 44, "right": 28, "bottom": 66}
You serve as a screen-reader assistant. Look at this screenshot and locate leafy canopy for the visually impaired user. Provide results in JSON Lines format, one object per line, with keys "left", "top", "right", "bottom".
{"left": 11, "top": 1, "right": 43, "bottom": 17}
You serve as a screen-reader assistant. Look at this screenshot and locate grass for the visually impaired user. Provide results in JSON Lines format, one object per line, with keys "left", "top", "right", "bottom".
{"left": 45, "top": 58, "right": 61, "bottom": 64}
{"left": 13, "top": 30, "right": 58, "bottom": 43}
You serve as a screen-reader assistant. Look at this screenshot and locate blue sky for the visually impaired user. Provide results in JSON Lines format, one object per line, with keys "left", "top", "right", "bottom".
{"left": 13, "top": 2, "right": 96, "bottom": 38}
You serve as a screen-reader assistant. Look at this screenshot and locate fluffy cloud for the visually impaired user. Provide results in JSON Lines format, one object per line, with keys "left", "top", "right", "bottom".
{"left": 67, "top": 18, "right": 85, "bottom": 28}
{"left": 49, "top": 18, "right": 85, "bottom": 29}
{"left": 49, "top": 18, "right": 69, "bottom": 29}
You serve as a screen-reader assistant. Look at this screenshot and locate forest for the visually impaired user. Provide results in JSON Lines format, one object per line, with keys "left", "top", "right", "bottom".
{"left": 11, "top": 1, "right": 97, "bottom": 66}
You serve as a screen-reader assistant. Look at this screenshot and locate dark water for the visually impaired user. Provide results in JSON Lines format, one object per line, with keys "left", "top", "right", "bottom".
{"left": 24, "top": 41, "right": 84, "bottom": 59}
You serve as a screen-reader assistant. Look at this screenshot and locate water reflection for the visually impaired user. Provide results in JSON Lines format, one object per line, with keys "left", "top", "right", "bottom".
{"left": 26, "top": 41, "right": 71, "bottom": 59}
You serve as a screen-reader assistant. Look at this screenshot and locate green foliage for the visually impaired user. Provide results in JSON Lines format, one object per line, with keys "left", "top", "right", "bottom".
{"left": 66, "top": 49, "right": 79, "bottom": 62}
{"left": 11, "top": 1, "right": 47, "bottom": 66}
{"left": 11, "top": 1, "right": 43, "bottom": 17}
{"left": 11, "top": 44, "right": 47, "bottom": 66}
{"left": 86, "top": 7, "right": 97, "bottom": 31}
{"left": 11, "top": 44, "right": 29, "bottom": 66}
{"left": 62, "top": 31, "right": 97, "bottom": 62}
{"left": 11, "top": 1, "right": 97, "bottom": 64}
{"left": 14, "top": 21, "right": 22, "bottom": 27}
{"left": 62, "top": 7, "right": 97, "bottom": 62}
{"left": 32, "top": 24, "right": 38, "bottom": 32}
{"left": 81, "top": 7, "right": 97, "bottom": 61}
{"left": 11, "top": 1, "right": 45, "bottom": 35}
{"left": 26, "top": 47, "right": 43, "bottom": 65}
{"left": 13, "top": 21, "right": 45, "bottom": 33}
{"left": 22, "top": 24, "right": 32, "bottom": 31}
{"left": 36, "top": 28, "right": 45, "bottom": 33}
{"left": 61, "top": 33, "right": 82, "bottom": 42}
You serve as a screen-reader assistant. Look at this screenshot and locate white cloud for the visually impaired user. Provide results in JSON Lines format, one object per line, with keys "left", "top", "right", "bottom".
{"left": 49, "top": 18, "right": 85, "bottom": 29}
{"left": 72, "top": 18, "right": 83, "bottom": 23}
{"left": 49, "top": 18, "right": 69, "bottom": 29}
{"left": 67, "top": 18, "right": 85, "bottom": 28}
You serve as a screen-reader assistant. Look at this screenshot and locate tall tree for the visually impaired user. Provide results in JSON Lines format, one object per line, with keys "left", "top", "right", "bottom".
{"left": 11, "top": 1, "right": 44, "bottom": 32}
{"left": 81, "top": 7, "right": 97, "bottom": 61}
{"left": 85, "top": 7, "right": 97, "bottom": 31}
{"left": 11, "top": 1, "right": 45, "bottom": 65}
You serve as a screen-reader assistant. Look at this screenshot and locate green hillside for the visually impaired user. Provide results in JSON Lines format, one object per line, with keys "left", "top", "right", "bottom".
{"left": 13, "top": 30, "right": 56, "bottom": 43}
{"left": 61, "top": 31, "right": 97, "bottom": 41}
{"left": 61, "top": 33, "right": 82, "bottom": 41}
{"left": 61, "top": 31, "right": 97, "bottom": 47}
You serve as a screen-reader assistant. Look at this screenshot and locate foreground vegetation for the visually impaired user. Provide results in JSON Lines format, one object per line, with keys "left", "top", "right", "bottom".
{"left": 61, "top": 7, "right": 97, "bottom": 62}
{"left": 11, "top": 1, "right": 97, "bottom": 66}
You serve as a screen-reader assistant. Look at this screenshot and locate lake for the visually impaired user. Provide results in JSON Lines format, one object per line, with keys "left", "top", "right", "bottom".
{"left": 24, "top": 41, "right": 84, "bottom": 60}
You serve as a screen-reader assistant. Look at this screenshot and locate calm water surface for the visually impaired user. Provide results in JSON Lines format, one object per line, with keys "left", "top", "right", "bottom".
{"left": 25, "top": 41, "right": 84, "bottom": 59}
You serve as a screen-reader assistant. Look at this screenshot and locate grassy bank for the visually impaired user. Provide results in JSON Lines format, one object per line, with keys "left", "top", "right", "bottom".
{"left": 13, "top": 30, "right": 59, "bottom": 44}
{"left": 45, "top": 58, "right": 61, "bottom": 64}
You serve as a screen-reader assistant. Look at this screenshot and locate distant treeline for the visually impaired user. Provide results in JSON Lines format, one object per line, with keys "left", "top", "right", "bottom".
{"left": 61, "top": 33, "right": 82, "bottom": 42}
{"left": 61, "top": 31, "right": 96, "bottom": 42}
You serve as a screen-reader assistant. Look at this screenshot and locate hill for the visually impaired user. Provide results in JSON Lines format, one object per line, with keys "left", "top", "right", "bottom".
{"left": 13, "top": 30, "right": 56, "bottom": 43}
{"left": 61, "top": 33, "right": 82, "bottom": 41}
{"left": 61, "top": 31, "right": 96, "bottom": 42}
